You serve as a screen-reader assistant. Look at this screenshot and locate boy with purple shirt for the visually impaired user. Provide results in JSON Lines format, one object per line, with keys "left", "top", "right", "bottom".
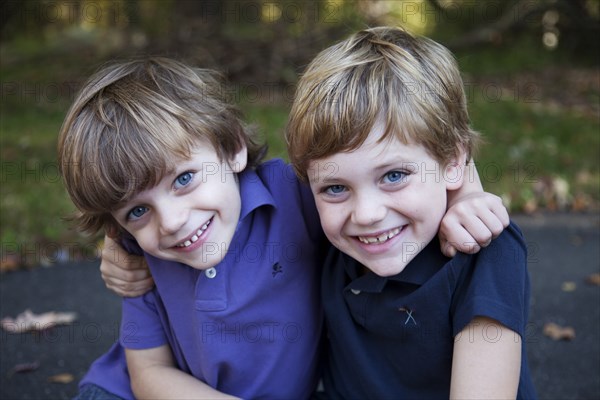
{"left": 59, "top": 58, "right": 323, "bottom": 399}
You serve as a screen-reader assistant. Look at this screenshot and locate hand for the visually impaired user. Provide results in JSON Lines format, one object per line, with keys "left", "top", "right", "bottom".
{"left": 100, "top": 235, "right": 154, "bottom": 297}
{"left": 439, "top": 192, "right": 509, "bottom": 257}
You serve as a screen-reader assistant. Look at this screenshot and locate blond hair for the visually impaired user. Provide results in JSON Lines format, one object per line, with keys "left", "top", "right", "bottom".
{"left": 286, "top": 26, "right": 479, "bottom": 181}
{"left": 58, "top": 57, "right": 266, "bottom": 234}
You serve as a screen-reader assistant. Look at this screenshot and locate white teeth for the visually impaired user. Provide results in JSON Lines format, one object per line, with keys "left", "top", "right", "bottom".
{"left": 358, "top": 227, "right": 401, "bottom": 245}
{"left": 176, "top": 219, "right": 212, "bottom": 248}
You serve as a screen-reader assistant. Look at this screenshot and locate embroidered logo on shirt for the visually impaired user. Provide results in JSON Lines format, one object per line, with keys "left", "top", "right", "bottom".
{"left": 399, "top": 307, "right": 417, "bottom": 325}
{"left": 272, "top": 262, "right": 283, "bottom": 277}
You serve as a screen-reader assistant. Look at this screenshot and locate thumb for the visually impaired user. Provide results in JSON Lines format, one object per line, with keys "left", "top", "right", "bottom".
{"left": 439, "top": 237, "right": 457, "bottom": 258}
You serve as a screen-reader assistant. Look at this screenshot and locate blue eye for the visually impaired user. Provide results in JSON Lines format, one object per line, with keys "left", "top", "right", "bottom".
{"left": 174, "top": 172, "right": 194, "bottom": 189}
{"left": 128, "top": 206, "right": 148, "bottom": 220}
{"left": 383, "top": 171, "right": 406, "bottom": 183}
{"left": 325, "top": 185, "right": 346, "bottom": 195}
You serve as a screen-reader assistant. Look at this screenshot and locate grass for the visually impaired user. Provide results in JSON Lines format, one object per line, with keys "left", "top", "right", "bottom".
{"left": 471, "top": 92, "right": 599, "bottom": 211}
{"left": 1, "top": 32, "right": 598, "bottom": 268}
{"left": 244, "top": 78, "right": 600, "bottom": 214}
{"left": 244, "top": 103, "right": 290, "bottom": 160}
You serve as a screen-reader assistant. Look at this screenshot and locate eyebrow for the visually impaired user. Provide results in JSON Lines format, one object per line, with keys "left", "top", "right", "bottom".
{"left": 308, "top": 169, "right": 340, "bottom": 186}
{"left": 310, "top": 158, "right": 415, "bottom": 183}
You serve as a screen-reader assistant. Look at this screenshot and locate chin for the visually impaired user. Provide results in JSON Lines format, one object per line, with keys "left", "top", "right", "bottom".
{"left": 365, "top": 262, "right": 409, "bottom": 277}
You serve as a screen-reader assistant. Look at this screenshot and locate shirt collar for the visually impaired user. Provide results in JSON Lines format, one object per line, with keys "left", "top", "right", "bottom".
{"left": 388, "top": 239, "right": 450, "bottom": 285}
{"left": 238, "top": 167, "right": 276, "bottom": 220}
{"left": 343, "top": 239, "right": 453, "bottom": 293}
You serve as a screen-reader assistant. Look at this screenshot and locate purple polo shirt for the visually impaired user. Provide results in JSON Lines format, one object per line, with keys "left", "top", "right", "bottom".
{"left": 79, "top": 159, "right": 325, "bottom": 399}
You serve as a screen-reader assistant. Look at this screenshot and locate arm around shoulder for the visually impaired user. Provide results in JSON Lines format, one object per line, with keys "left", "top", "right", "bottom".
{"left": 100, "top": 235, "right": 154, "bottom": 297}
{"left": 441, "top": 160, "right": 509, "bottom": 257}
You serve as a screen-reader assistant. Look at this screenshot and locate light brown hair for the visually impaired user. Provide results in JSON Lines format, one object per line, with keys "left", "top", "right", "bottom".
{"left": 58, "top": 57, "right": 266, "bottom": 234}
{"left": 286, "top": 26, "right": 479, "bottom": 181}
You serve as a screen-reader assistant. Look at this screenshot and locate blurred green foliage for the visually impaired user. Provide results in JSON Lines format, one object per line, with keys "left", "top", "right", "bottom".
{"left": 1, "top": 0, "right": 598, "bottom": 267}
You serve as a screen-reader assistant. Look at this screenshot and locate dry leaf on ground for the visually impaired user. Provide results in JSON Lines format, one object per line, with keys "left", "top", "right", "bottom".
{"left": 543, "top": 322, "right": 576, "bottom": 341}
{"left": 585, "top": 273, "right": 600, "bottom": 286}
{"left": 0, "top": 255, "right": 20, "bottom": 273}
{"left": 47, "top": 373, "right": 75, "bottom": 384}
{"left": 8, "top": 361, "right": 40, "bottom": 376}
{"left": 1, "top": 309, "right": 77, "bottom": 333}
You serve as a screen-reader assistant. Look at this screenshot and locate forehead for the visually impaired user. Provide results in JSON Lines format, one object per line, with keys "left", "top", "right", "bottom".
{"left": 124, "top": 138, "right": 219, "bottom": 187}
{"left": 307, "top": 129, "right": 432, "bottom": 184}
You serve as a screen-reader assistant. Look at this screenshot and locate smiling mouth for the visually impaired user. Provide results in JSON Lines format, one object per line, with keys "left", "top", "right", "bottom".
{"left": 175, "top": 218, "right": 212, "bottom": 248}
{"left": 357, "top": 227, "right": 403, "bottom": 245}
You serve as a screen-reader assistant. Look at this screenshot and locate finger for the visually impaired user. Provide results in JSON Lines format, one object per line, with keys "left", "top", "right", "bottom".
{"left": 104, "top": 226, "right": 120, "bottom": 239}
{"left": 482, "top": 194, "right": 510, "bottom": 229}
{"left": 106, "top": 277, "right": 154, "bottom": 298}
{"left": 457, "top": 215, "right": 497, "bottom": 247}
{"left": 101, "top": 239, "right": 130, "bottom": 267}
{"left": 476, "top": 208, "right": 507, "bottom": 239}
{"left": 439, "top": 213, "right": 485, "bottom": 252}
{"left": 100, "top": 243, "right": 148, "bottom": 274}
{"left": 101, "top": 263, "right": 151, "bottom": 283}
{"left": 440, "top": 240, "right": 457, "bottom": 258}
{"left": 102, "top": 235, "right": 120, "bottom": 252}
{"left": 441, "top": 224, "right": 483, "bottom": 254}
{"left": 101, "top": 236, "right": 148, "bottom": 270}
{"left": 492, "top": 202, "right": 510, "bottom": 230}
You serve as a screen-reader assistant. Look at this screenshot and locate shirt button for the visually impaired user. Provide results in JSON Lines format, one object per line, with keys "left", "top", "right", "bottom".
{"left": 205, "top": 267, "right": 217, "bottom": 279}
{"left": 350, "top": 289, "right": 361, "bottom": 295}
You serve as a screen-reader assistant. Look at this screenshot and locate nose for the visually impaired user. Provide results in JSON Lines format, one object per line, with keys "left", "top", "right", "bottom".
{"left": 351, "top": 191, "right": 387, "bottom": 226}
{"left": 156, "top": 201, "right": 188, "bottom": 235}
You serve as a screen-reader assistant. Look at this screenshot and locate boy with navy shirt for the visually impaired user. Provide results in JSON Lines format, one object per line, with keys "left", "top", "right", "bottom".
{"left": 286, "top": 26, "right": 536, "bottom": 398}
{"left": 62, "top": 57, "right": 510, "bottom": 398}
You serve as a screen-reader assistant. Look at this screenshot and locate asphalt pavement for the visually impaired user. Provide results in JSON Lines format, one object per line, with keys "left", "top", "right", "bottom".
{"left": 1, "top": 212, "right": 599, "bottom": 400}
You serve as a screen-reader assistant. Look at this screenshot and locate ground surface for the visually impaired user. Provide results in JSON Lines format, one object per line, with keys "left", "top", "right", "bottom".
{"left": 1, "top": 212, "right": 599, "bottom": 399}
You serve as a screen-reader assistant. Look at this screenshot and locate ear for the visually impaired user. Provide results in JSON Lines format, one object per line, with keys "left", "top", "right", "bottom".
{"left": 443, "top": 151, "right": 467, "bottom": 191}
{"left": 105, "top": 219, "right": 122, "bottom": 239}
{"left": 229, "top": 144, "right": 248, "bottom": 173}
{"left": 105, "top": 225, "right": 119, "bottom": 239}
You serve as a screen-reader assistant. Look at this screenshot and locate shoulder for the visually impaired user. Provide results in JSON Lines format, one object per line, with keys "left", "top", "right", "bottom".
{"left": 254, "top": 158, "right": 298, "bottom": 186}
{"left": 452, "top": 220, "right": 528, "bottom": 280}
{"left": 252, "top": 158, "right": 303, "bottom": 205}
{"left": 254, "top": 158, "right": 323, "bottom": 240}
{"left": 474, "top": 221, "right": 527, "bottom": 267}
{"left": 255, "top": 158, "right": 317, "bottom": 211}
{"left": 450, "top": 221, "right": 530, "bottom": 335}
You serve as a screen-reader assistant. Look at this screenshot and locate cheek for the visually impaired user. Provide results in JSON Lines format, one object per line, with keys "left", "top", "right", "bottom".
{"left": 416, "top": 188, "right": 448, "bottom": 224}
{"left": 129, "top": 231, "right": 155, "bottom": 254}
{"left": 315, "top": 204, "right": 341, "bottom": 237}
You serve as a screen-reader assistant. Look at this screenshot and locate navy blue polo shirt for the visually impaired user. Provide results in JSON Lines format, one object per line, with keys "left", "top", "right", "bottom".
{"left": 320, "top": 222, "right": 537, "bottom": 399}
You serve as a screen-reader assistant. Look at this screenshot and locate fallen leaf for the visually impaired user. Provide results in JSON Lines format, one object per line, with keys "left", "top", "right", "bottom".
{"left": 571, "top": 193, "right": 590, "bottom": 211}
{"left": 570, "top": 235, "right": 583, "bottom": 247}
{"left": 561, "top": 281, "right": 577, "bottom": 292}
{"left": 585, "top": 273, "right": 600, "bottom": 286}
{"left": 523, "top": 198, "right": 538, "bottom": 214}
{"left": 1, "top": 309, "right": 77, "bottom": 333}
{"left": 8, "top": 361, "right": 40, "bottom": 376}
{"left": 543, "top": 322, "right": 575, "bottom": 341}
{"left": 0, "top": 255, "right": 20, "bottom": 273}
{"left": 47, "top": 373, "right": 74, "bottom": 384}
